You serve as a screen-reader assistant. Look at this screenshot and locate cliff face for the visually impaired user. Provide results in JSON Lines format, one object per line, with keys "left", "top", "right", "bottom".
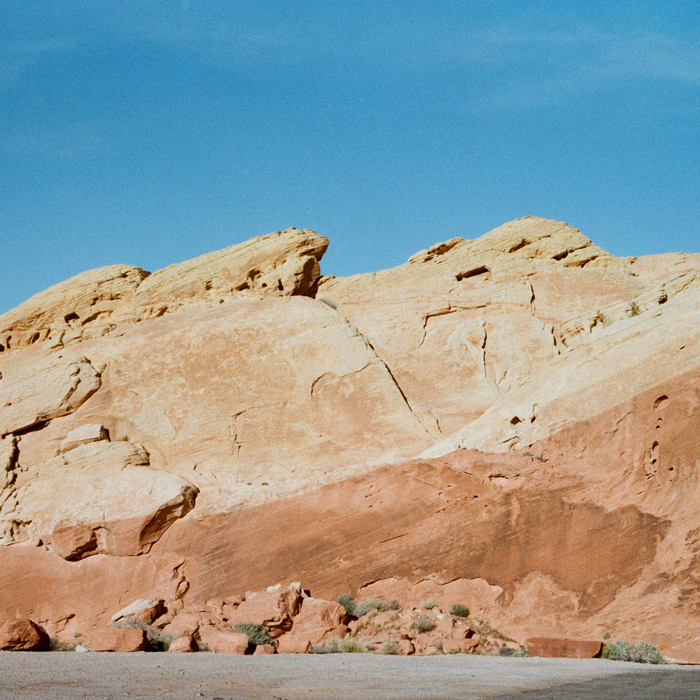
{"left": 1, "top": 217, "right": 699, "bottom": 659}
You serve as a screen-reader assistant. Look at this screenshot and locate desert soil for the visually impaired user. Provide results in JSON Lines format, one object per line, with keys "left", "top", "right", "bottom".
{"left": 2, "top": 654, "right": 700, "bottom": 700}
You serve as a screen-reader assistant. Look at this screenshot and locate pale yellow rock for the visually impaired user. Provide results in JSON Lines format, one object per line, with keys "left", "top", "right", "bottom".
{"left": 0, "top": 265, "right": 149, "bottom": 349}
{"left": 422, "top": 283, "right": 700, "bottom": 457}
{"left": 16, "top": 440, "right": 198, "bottom": 559}
{"left": 317, "top": 216, "right": 645, "bottom": 436}
{"left": 0, "top": 354, "right": 102, "bottom": 436}
{"left": 16, "top": 296, "right": 433, "bottom": 513}
{"left": 60, "top": 423, "right": 108, "bottom": 453}
{"left": 131, "top": 227, "right": 328, "bottom": 314}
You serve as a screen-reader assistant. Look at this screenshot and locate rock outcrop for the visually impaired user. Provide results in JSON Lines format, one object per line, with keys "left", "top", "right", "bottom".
{"left": 1, "top": 218, "right": 699, "bottom": 659}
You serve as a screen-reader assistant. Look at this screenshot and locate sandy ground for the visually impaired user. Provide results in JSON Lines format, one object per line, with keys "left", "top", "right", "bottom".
{"left": 1, "top": 653, "right": 699, "bottom": 700}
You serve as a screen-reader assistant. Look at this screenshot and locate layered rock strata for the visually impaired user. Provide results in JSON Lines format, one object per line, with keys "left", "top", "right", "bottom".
{"left": 1, "top": 217, "right": 699, "bottom": 661}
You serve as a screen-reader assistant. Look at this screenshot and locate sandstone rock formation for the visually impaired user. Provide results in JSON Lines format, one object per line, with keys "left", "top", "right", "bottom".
{"left": 1, "top": 218, "right": 699, "bottom": 660}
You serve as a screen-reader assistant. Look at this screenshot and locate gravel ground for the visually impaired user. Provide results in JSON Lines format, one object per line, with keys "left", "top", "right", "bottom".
{"left": 1, "top": 653, "right": 699, "bottom": 700}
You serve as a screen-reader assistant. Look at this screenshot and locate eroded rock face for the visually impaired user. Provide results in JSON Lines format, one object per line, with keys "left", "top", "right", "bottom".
{"left": 0, "top": 218, "right": 699, "bottom": 658}
{"left": 0, "top": 354, "right": 102, "bottom": 437}
{"left": 14, "top": 440, "right": 198, "bottom": 559}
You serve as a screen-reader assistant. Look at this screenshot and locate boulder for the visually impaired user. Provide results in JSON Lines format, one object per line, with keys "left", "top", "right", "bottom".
{"left": 168, "top": 635, "right": 197, "bottom": 653}
{"left": 288, "top": 598, "right": 349, "bottom": 644}
{"left": 17, "top": 441, "right": 198, "bottom": 559}
{"left": 111, "top": 599, "right": 163, "bottom": 625}
{"left": 0, "top": 619, "right": 50, "bottom": 651}
{"left": 161, "top": 612, "right": 203, "bottom": 638}
{"left": 442, "top": 637, "right": 479, "bottom": 654}
{"left": 277, "top": 636, "right": 312, "bottom": 654}
{"left": 198, "top": 628, "right": 249, "bottom": 654}
{"left": 226, "top": 584, "right": 302, "bottom": 638}
{"left": 526, "top": 637, "right": 603, "bottom": 659}
{"left": 90, "top": 627, "right": 147, "bottom": 652}
{"left": 254, "top": 644, "right": 276, "bottom": 654}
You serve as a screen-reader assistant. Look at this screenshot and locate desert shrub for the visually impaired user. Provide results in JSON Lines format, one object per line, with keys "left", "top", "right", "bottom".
{"left": 602, "top": 640, "right": 665, "bottom": 664}
{"left": 422, "top": 600, "right": 437, "bottom": 610}
{"left": 449, "top": 603, "right": 470, "bottom": 618}
{"left": 499, "top": 647, "right": 531, "bottom": 657}
{"left": 232, "top": 622, "right": 275, "bottom": 647}
{"left": 387, "top": 599, "right": 401, "bottom": 610}
{"left": 414, "top": 616, "right": 436, "bottom": 633}
{"left": 382, "top": 640, "right": 401, "bottom": 655}
{"left": 310, "top": 638, "right": 363, "bottom": 654}
{"left": 354, "top": 599, "right": 387, "bottom": 617}
{"left": 336, "top": 594, "right": 357, "bottom": 617}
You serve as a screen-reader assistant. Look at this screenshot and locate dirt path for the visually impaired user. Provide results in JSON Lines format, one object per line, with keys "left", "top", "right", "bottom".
{"left": 1, "top": 653, "right": 697, "bottom": 700}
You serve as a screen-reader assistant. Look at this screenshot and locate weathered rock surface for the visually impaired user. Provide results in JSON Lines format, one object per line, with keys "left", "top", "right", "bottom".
{"left": 90, "top": 627, "right": 148, "bottom": 652}
{"left": 526, "top": 637, "right": 603, "bottom": 659}
{"left": 0, "top": 218, "right": 699, "bottom": 659}
{"left": 0, "top": 354, "right": 102, "bottom": 437}
{"left": 14, "top": 440, "right": 198, "bottom": 559}
{"left": 0, "top": 618, "right": 49, "bottom": 651}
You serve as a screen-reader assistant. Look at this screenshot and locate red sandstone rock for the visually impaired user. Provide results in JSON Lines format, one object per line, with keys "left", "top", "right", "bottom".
{"left": 525, "top": 637, "right": 602, "bottom": 659}
{"left": 198, "top": 628, "right": 249, "bottom": 654}
{"left": 90, "top": 628, "right": 147, "bottom": 652}
{"left": 254, "top": 644, "right": 276, "bottom": 654}
{"left": 0, "top": 619, "right": 49, "bottom": 651}
{"left": 226, "top": 584, "right": 302, "bottom": 638}
{"left": 276, "top": 636, "right": 312, "bottom": 654}
{"left": 168, "top": 635, "right": 197, "bottom": 653}
{"left": 288, "top": 598, "right": 349, "bottom": 644}
{"left": 442, "top": 637, "right": 479, "bottom": 654}
{"left": 111, "top": 599, "right": 163, "bottom": 625}
{"left": 3, "top": 219, "right": 700, "bottom": 657}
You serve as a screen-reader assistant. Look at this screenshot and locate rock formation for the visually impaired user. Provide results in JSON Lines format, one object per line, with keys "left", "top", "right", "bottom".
{"left": 1, "top": 217, "right": 699, "bottom": 661}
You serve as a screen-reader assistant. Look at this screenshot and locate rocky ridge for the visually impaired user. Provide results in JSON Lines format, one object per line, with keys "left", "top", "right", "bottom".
{"left": 1, "top": 216, "right": 700, "bottom": 661}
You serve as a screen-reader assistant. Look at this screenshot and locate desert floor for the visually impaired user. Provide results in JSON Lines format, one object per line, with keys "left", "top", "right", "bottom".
{"left": 2, "top": 653, "right": 700, "bottom": 700}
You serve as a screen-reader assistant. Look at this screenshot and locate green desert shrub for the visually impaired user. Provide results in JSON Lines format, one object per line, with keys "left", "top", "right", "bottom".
{"left": 602, "top": 640, "right": 665, "bottom": 664}
{"left": 387, "top": 599, "right": 401, "bottom": 610}
{"left": 414, "top": 616, "right": 436, "bottom": 633}
{"left": 336, "top": 594, "right": 357, "bottom": 617}
{"left": 422, "top": 600, "right": 437, "bottom": 610}
{"left": 232, "top": 622, "right": 275, "bottom": 647}
{"left": 449, "top": 603, "right": 470, "bottom": 618}
{"left": 354, "top": 599, "right": 387, "bottom": 617}
{"left": 382, "top": 639, "right": 401, "bottom": 655}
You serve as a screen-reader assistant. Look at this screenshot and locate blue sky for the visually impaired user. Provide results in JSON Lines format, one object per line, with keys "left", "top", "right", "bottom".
{"left": 1, "top": 1, "right": 699, "bottom": 314}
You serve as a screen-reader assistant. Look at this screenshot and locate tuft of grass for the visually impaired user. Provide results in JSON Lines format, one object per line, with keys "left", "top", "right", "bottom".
{"left": 50, "top": 638, "right": 76, "bottom": 652}
{"left": 354, "top": 599, "right": 387, "bottom": 617}
{"left": 232, "top": 622, "right": 275, "bottom": 647}
{"left": 382, "top": 640, "right": 401, "bottom": 655}
{"left": 499, "top": 647, "right": 531, "bottom": 657}
{"left": 336, "top": 595, "right": 394, "bottom": 618}
{"left": 422, "top": 600, "right": 437, "bottom": 610}
{"left": 310, "top": 638, "right": 363, "bottom": 654}
{"left": 449, "top": 603, "right": 470, "bottom": 618}
{"left": 414, "top": 616, "right": 436, "bottom": 633}
{"left": 602, "top": 640, "right": 665, "bottom": 664}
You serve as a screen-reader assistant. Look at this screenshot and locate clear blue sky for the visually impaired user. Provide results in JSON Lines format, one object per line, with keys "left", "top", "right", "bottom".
{"left": 1, "top": 1, "right": 699, "bottom": 314}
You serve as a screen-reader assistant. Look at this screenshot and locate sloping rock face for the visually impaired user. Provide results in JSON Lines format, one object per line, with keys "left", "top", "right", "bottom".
{"left": 1, "top": 218, "right": 700, "bottom": 659}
